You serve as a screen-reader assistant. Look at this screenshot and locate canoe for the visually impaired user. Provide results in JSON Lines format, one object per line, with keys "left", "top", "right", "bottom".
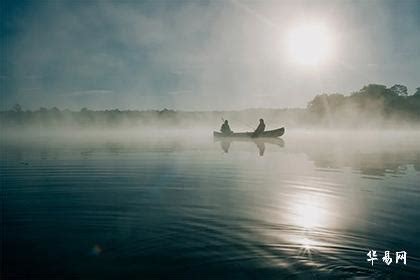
{"left": 213, "top": 127, "right": 285, "bottom": 138}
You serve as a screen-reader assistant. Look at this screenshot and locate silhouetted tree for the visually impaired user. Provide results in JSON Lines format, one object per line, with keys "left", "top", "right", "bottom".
{"left": 390, "top": 84, "right": 408, "bottom": 97}
{"left": 308, "top": 94, "right": 345, "bottom": 117}
{"left": 12, "top": 103, "right": 22, "bottom": 113}
{"left": 357, "top": 84, "right": 391, "bottom": 97}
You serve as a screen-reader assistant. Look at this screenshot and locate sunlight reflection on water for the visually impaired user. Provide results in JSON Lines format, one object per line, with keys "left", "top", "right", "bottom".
{"left": 291, "top": 192, "right": 331, "bottom": 229}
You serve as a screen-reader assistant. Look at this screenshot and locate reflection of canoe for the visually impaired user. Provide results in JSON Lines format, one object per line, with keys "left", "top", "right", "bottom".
{"left": 214, "top": 137, "right": 285, "bottom": 147}
{"left": 213, "top": 127, "right": 285, "bottom": 138}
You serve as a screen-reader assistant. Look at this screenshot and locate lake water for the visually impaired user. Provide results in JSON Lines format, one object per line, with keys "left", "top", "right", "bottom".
{"left": 1, "top": 130, "right": 420, "bottom": 279}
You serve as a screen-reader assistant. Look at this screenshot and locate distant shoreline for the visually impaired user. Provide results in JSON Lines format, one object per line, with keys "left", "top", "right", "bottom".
{"left": 2, "top": 84, "right": 419, "bottom": 129}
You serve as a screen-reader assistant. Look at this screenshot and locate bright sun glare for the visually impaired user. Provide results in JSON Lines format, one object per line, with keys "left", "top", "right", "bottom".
{"left": 287, "top": 23, "right": 333, "bottom": 66}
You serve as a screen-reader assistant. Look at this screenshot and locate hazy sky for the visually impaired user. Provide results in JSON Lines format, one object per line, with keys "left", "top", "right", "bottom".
{"left": 1, "top": 0, "right": 419, "bottom": 110}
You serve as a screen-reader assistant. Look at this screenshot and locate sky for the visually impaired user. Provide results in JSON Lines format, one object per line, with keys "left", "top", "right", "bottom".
{"left": 1, "top": 0, "right": 419, "bottom": 110}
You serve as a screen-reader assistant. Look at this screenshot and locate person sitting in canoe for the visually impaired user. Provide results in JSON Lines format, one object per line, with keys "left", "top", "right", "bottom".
{"left": 220, "top": 120, "right": 233, "bottom": 135}
{"left": 252, "top": 119, "right": 265, "bottom": 137}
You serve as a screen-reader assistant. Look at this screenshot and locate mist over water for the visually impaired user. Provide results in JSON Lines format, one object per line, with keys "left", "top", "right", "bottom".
{"left": 2, "top": 129, "right": 420, "bottom": 279}
{"left": 2, "top": 0, "right": 420, "bottom": 278}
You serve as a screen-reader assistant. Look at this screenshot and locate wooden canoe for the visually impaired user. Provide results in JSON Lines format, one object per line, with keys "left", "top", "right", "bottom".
{"left": 213, "top": 127, "right": 285, "bottom": 138}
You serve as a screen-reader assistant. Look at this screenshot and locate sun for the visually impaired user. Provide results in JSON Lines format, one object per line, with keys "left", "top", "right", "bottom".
{"left": 286, "top": 23, "right": 333, "bottom": 66}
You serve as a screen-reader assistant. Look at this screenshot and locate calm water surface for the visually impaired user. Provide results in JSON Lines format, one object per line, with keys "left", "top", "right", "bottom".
{"left": 1, "top": 131, "right": 420, "bottom": 279}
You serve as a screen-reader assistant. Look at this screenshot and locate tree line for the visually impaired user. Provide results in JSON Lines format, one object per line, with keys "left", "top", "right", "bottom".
{"left": 1, "top": 84, "right": 419, "bottom": 128}
{"left": 307, "top": 84, "right": 420, "bottom": 127}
